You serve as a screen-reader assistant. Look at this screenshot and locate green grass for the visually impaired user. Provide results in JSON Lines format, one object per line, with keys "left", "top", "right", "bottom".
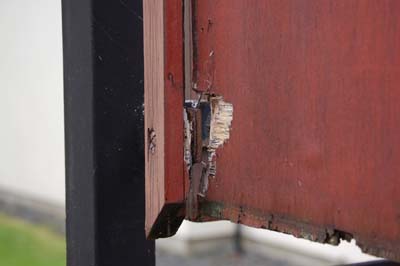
{"left": 0, "top": 214, "right": 66, "bottom": 266}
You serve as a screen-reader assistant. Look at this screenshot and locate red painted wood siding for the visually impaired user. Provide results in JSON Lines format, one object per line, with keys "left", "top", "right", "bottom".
{"left": 192, "top": 0, "right": 400, "bottom": 260}
{"left": 144, "top": 0, "right": 400, "bottom": 260}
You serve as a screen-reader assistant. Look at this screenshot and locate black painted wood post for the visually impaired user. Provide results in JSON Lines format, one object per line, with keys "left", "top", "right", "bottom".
{"left": 62, "top": 0, "right": 155, "bottom": 265}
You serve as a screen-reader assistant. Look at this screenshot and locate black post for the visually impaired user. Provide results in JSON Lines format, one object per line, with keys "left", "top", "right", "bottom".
{"left": 62, "top": 0, "right": 155, "bottom": 265}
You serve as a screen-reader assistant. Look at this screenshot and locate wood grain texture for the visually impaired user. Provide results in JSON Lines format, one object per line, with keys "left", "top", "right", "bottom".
{"left": 144, "top": 0, "right": 184, "bottom": 238}
{"left": 192, "top": 0, "right": 400, "bottom": 260}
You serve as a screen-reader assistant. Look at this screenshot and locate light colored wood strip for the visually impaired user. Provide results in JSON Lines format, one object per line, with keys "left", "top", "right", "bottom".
{"left": 144, "top": 0, "right": 165, "bottom": 236}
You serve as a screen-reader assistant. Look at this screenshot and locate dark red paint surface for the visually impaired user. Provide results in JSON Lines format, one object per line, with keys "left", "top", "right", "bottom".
{"left": 144, "top": 0, "right": 185, "bottom": 237}
{"left": 193, "top": 0, "right": 400, "bottom": 259}
{"left": 164, "top": 0, "right": 185, "bottom": 204}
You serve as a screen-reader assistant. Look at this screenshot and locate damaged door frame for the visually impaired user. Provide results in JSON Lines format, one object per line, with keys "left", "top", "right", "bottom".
{"left": 144, "top": 1, "right": 400, "bottom": 263}
{"left": 144, "top": 0, "right": 235, "bottom": 238}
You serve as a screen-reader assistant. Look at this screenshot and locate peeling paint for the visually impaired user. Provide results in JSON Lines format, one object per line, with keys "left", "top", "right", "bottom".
{"left": 183, "top": 109, "right": 192, "bottom": 171}
{"left": 206, "top": 96, "right": 233, "bottom": 177}
{"left": 208, "top": 96, "right": 234, "bottom": 149}
{"left": 184, "top": 96, "right": 233, "bottom": 220}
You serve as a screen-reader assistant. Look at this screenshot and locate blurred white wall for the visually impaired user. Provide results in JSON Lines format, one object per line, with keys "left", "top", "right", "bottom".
{"left": 0, "top": 0, "right": 64, "bottom": 205}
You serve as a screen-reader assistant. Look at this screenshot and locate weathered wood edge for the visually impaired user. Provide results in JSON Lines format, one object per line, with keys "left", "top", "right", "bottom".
{"left": 144, "top": 0, "right": 185, "bottom": 238}
{"left": 197, "top": 201, "right": 400, "bottom": 261}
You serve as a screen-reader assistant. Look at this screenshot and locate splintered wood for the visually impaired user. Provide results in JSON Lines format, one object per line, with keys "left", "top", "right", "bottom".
{"left": 185, "top": 96, "right": 233, "bottom": 220}
{"left": 207, "top": 96, "right": 233, "bottom": 176}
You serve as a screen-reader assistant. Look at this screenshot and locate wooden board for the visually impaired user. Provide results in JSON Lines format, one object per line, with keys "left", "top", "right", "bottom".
{"left": 144, "top": 0, "right": 185, "bottom": 238}
{"left": 145, "top": 0, "right": 400, "bottom": 260}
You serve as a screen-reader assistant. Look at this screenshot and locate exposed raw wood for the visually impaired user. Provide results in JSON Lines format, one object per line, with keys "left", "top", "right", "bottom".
{"left": 207, "top": 96, "right": 233, "bottom": 177}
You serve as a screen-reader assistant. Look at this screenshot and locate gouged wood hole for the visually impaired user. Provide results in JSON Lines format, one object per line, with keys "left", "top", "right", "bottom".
{"left": 207, "top": 96, "right": 234, "bottom": 177}
{"left": 185, "top": 96, "right": 233, "bottom": 220}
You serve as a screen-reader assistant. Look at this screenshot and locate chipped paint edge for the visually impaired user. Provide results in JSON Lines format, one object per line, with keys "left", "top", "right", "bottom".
{"left": 206, "top": 96, "right": 234, "bottom": 178}
{"left": 195, "top": 201, "right": 400, "bottom": 261}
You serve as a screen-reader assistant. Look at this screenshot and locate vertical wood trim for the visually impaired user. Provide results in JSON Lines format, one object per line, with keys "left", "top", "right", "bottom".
{"left": 164, "top": 0, "right": 185, "bottom": 203}
{"left": 144, "top": 0, "right": 165, "bottom": 236}
{"left": 144, "top": 0, "right": 185, "bottom": 238}
{"left": 184, "top": 0, "right": 193, "bottom": 99}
